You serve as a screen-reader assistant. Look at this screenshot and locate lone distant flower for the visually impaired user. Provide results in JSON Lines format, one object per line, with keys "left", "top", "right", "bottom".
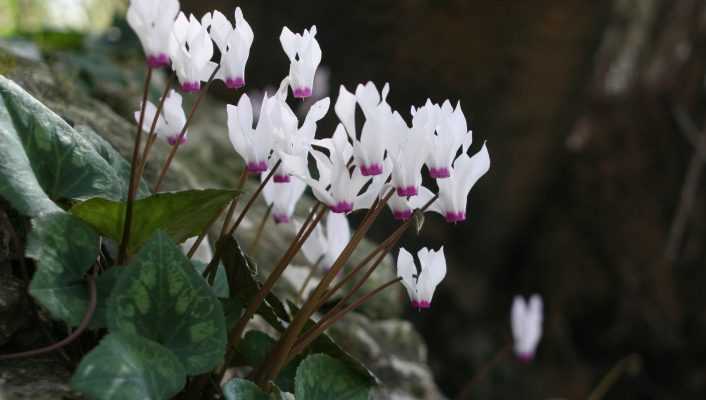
{"left": 301, "top": 212, "right": 350, "bottom": 269}
{"left": 262, "top": 174, "right": 307, "bottom": 224}
{"left": 127, "top": 0, "right": 179, "bottom": 68}
{"left": 426, "top": 100, "right": 473, "bottom": 179}
{"left": 429, "top": 144, "right": 490, "bottom": 223}
{"left": 134, "top": 90, "right": 187, "bottom": 145}
{"left": 202, "top": 8, "right": 253, "bottom": 89}
{"left": 397, "top": 247, "right": 447, "bottom": 309}
{"left": 335, "top": 82, "right": 397, "bottom": 177}
{"left": 511, "top": 294, "right": 543, "bottom": 362}
{"left": 227, "top": 93, "right": 275, "bottom": 173}
{"left": 280, "top": 26, "right": 322, "bottom": 99}
{"left": 169, "top": 12, "right": 218, "bottom": 92}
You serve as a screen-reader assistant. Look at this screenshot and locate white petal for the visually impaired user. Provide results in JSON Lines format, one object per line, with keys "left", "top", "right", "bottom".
{"left": 334, "top": 85, "right": 357, "bottom": 138}
{"left": 396, "top": 248, "right": 418, "bottom": 303}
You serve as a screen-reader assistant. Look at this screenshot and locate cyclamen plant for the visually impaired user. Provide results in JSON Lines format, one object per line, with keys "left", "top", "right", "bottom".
{"left": 0, "top": 0, "right": 512, "bottom": 399}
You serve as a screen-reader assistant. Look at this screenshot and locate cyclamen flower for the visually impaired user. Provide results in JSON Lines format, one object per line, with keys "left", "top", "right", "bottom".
{"left": 280, "top": 26, "right": 322, "bottom": 98}
{"left": 426, "top": 100, "right": 473, "bottom": 179}
{"left": 397, "top": 247, "right": 447, "bottom": 309}
{"left": 227, "top": 93, "right": 275, "bottom": 173}
{"left": 202, "top": 8, "right": 253, "bottom": 89}
{"left": 169, "top": 13, "right": 218, "bottom": 92}
{"left": 134, "top": 90, "right": 187, "bottom": 145}
{"left": 335, "top": 82, "right": 396, "bottom": 176}
{"left": 388, "top": 102, "right": 435, "bottom": 196}
{"left": 283, "top": 125, "right": 377, "bottom": 214}
{"left": 511, "top": 294, "right": 543, "bottom": 362}
{"left": 261, "top": 173, "right": 307, "bottom": 224}
{"left": 429, "top": 144, "right": 490, "bottom": 223}
{"left": 301, "top": 212, "right": 350, "bottom": 269}
{"left": 387, "top": 185, "right": 435, "bottom": 221}
{"left": 127, "top": 0, "right": 179, "bottom": 68}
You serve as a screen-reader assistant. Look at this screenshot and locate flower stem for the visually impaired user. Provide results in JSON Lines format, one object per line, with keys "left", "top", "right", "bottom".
{"left": 218, "top": 205, "right": 327, "bottom": 379}
{"left": 226, "top": 161, "right": 281, "bottom": 237}
{"left": 118, "top": 66, "right": 152, "bottom": 264}
{"left": 297, "top": 255, "right": 323, "bottom": 302}
{"left": 219, "top": 168, "right": 250, "bottom": 239}
{"left": 248, "top": 203, "right": 273, "bottom": 256}
{"left": 288, "top": 277, "right": 402, "bottom": 362}
{"left": 455, "top": 343, "right": 512, "bottom": 400}
{"left": 153, "top": 67, "right": 220, "bottom": 192}
{"left": 133, "top": 76, "right": 174, "bottom": 191}
{"left": 587, "top": 354, "right": 642, "bottom": 400}
{"left": 0, "top": 270, "right": 97, "bottom": 360}
{"left": 255, "top": 190, "right": 394, "bottom": 387}
{"left": 186, "top": 195, "right": 238, "bottom": 259}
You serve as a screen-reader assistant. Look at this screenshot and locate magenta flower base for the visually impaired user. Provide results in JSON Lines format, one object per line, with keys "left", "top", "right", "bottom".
{"left": 273, "top": 214, "right": 290, "bottom": 224}
{"left": 246, "top": 161, "right": 268, "bottom": 173}
{"left": 146, "top": 54, "right": 170, "bottom": 69}
{"left": 516, "top": 353, "right": 534, "bottom": 363}
{"left": 293, "top": 87, "right": 312, "bottom": 98}
{"left": 360, "top": 163, "right": 383, "bottom": 176}
{"left": 225, "top": 77, "right": 245, "bottom": 89}
{"left": 330, "top": 201, "right": 353, "bottom": 214}
{"left": 411, "top": 300, "right": 431, "bottom": 310}
{"left": 429, "top": 167, "right": 450, "bottom": 178}
{"left": 392, "top": 209, "right": 413, "bottom": 221}
{"left": 396, "top": 186, "right": 418, "bottom": 197}
{"left": 444, "top": 211, "right": 466, "bottom": 223}
{"left": 273, "top": 174, "right": 291, "bottom": 183}
{"left": 181, "top": 81, "right": 201, "bottom": 93}
{"left": 167, "top": 135, "right": 187, "bottom": 146}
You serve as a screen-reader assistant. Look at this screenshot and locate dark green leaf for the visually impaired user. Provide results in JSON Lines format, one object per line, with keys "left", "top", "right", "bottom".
{"left": 233, "top": 331, "right": 300, "bottom": 393}
{"left": 0, "top": 76, "right": 127, "bottom": 216}
{"left": 219, "top": 236, "right": 289, "bottom": 331}
{"left": 222, "top": 378, "right": 269, "bottom": 400}
{"left": 193, "top": 260, "right": 229, "bottom": 298}
{"left": 91, "top": 267, "right": 124, "bottom": 329}
{"left": 107, "top": 231, "right": 227, "bottom": 375}
{"left": 71, "top": 332, "right": 186, "bottom": 400}
{"left": 220, "top": 297, "right": 243, "bottom": 330}
{"left": 70, "top": 189, "right": 237, "bottom": 255}
{"left": 26, "top": 212, "right": 99, "bottom": 326}
{"left": 295, "top": 354, "right": 372, "bottom": 400}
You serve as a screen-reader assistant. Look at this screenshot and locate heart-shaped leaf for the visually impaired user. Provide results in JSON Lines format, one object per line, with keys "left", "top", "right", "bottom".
{"left": 295, "top": 354, "right": 372, "bottom": 400}
{"left": 222, "top": 378, "right": 270, "bottom": 400}
{"left": 0, "top": 76, "right": 131, "bottom": 217}
{"left": 107, "top": 230, "right": 227, "bottom": 374}
{"left": 71, "top": 332, "right": 186, "bottom": 400}
{"left": 26, "top": 212, "right": 99, "bottom": 326}
{"left": 70, "top": 189, "right": 237, "bottom": 255}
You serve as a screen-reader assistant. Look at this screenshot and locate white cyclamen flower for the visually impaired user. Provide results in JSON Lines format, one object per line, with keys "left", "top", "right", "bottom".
{"left": 301, "top": 212, "right": 350, "bottom": 269}
{"left": 280, "top": 26, "right": 322, "bottom": 98}
{"left": 511, "top": 294, "right": 543, "bottom": 362}
{"left": 227, "top": 93, "right": 276, "bottom": 173}
{"left": 426, "top": 100, "right": 473, "bottom": 179}
{"left": 202, "top": 8, "right": 253, "bottom": 89}
{"left": 270, "top": 88, "right": 330, "bottom": 183}
{"left": 335, "top": 82, "right": 396, "bottom": 176}
{"left": 396, "top": 247, "right": 447, "bottom": 309}
{"left": 388, "top": 102, "right": 435, "bottom": 196}
{"left": 283, "top": 125, "right": 375, "bottom": 214}
{"left": 134, "top": 90, "right": 187, "bottom": 145}
{"left": 261, "top": 173, "right": 307, "bottom": 224}
{"left": 127, "top": 0, "right": 179, "bottom": 68}
{"left": 387, "top": 185, "right": 435, "bottom": 221}
{"left": 429, "top": 144, "right": 490, "bottom": 222}
{"left": 169, "top": 12, "right": 218, "bottom": 92}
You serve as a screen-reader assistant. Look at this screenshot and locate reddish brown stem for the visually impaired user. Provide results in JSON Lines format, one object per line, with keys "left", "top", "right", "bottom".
{"left": 219, "top": 168, "right": 250, "bottom": 239}
{"left": 248, "top": 203, "right": 273, "bottom": 256}
{"left": 226, "top": 161, "right": 281, "bottom": 237}
{"left": 118, "top": 66, "right": 153, "bottom": 264}
{"left": 0, "top": 270, "right": 97, "bottom": 360}
{"left": 153, "top": 67, "right": 220, "bottom": 192}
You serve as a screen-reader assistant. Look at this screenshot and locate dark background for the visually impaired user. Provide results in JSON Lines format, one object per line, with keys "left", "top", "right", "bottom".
{"left": 172, "top": 0, "right": 706, "bottom": 398}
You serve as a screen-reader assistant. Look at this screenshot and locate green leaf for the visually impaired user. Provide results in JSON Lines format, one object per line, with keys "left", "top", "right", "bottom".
{"left": 71, "top": 189, "right": 237, "bottom": 255}
{"left": 219, "top": 237, "right": 289, "bottom": 331}
{"left": 91, "top": 267, "right": 124, "bottom": 329}
{"left": 26, "top": 212, "right": 99, "bottom": 326}
{"left": 220, "top": 297, "right": 243, "bottom": 330}
{"left": 71, "top": 332, "right": 186, "bottom": 400}
{"left": 295, "top": 354, "right": 372, "bottom": 400}
{"left": 0, "top": 76, "right": 128, "bottom": 216}
{"left": 107, "top": 231, "right": 227, "bottom": 375}
{"left": 234, "top": 331, "right": 300, "bottom": 393}
{"left": 193, "top": 260, "right": 229, "bottom": 298}
{"left": 222, "top": 378, "right": 270, "bottom": 400}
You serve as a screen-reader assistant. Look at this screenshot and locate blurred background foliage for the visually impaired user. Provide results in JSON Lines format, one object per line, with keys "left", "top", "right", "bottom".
{"left": 2, "top": 0, "right": 706, "bottom": 398}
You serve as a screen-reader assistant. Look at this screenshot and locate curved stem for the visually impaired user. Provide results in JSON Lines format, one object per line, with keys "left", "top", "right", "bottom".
{"left": 153, "top": 66, "right": 220, "bottom": 192}
{"left": 134, "top": 76, "right": 174, "bottom": 190}
{"left": 587, "top": 354, "right": 642, "bottom": 400}
{"left": 118, "top": 66, "right": 152, "bottom": 264}
{"left": 220, "top": 168, "right": 250, "bottom": 239}
{"left": 249, "top": 204, "right": 273, "bottom": 256}
{"left": 226, "top": 161, "right": 281, "bottom": 237}
{"left": 0, "top": 270, "right": 97, "bottom": 360}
